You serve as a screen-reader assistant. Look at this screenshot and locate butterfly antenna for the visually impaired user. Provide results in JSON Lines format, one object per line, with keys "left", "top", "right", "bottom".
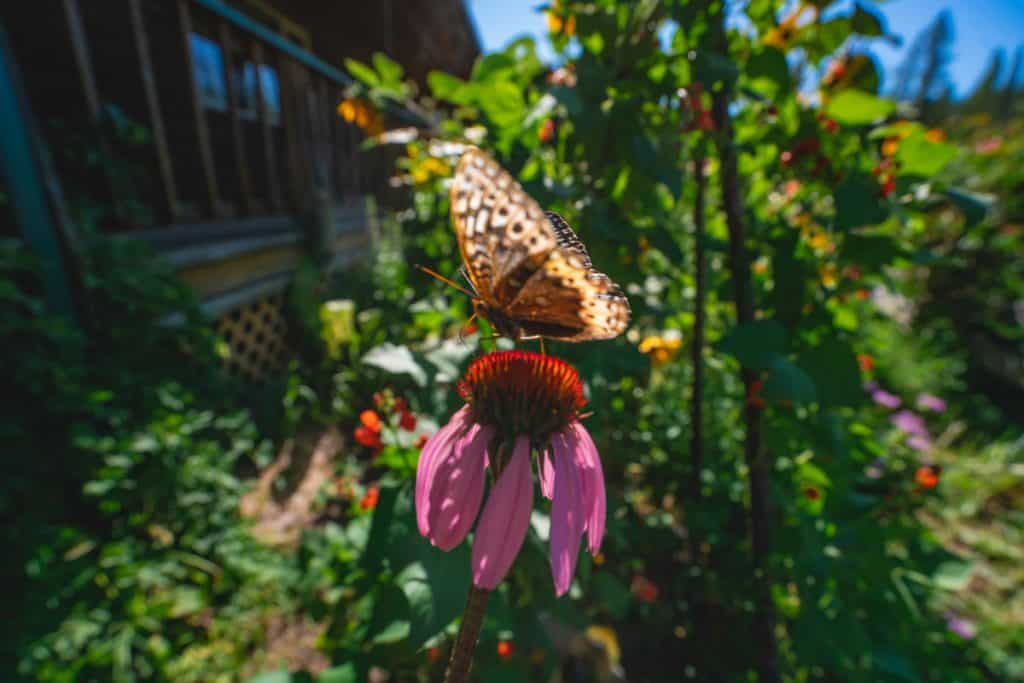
{"left": 414, "top": 264, "right": 476, "bottom": 298}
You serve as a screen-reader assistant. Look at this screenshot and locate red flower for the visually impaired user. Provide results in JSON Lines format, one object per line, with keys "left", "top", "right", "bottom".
{"left": 539, "top": 118, "right": 556, "bottom": 143}
{"left": 394, "top": 397, "right": 408, "bottom": 414}
{"left": 823, "top": 118, "right": 839, "bottom": 135}
{"left": 415, "top": 433, "right": 429, "bottom": 449}
{"left": 360, "top": 485, "right": 380, "bottom": 510}
{"left": 857, "top": 354, "right": 875, "bottom": 372}
{"left": 360, "top": 410, "right": 382, "bottom": 433}
{"left": 915, "top": 465, "right": 940, "bottom": 489}
{"left": 497, "top": 640, "right": 514, "bottom": 660}
{"left": 881, "top": 175, "right": 896, "bottom": 198}
{"left": 355, "top": 426, "right": 382, "bottom": 449}
{"left": 631, "top": 575, "right": 659, "bottom": 603}
{"left": 746, "top": 378, "right": 766, "bottom": 409}
{"left": 804, "top": 487, "right": 820, "bottom": 500}
{"left": 427, "top": 646, "right": 442, "bottom": 663}
{"left": 855, "top": 289, "right": 870, "bottom": 300}
{"left": 400, "top": 410, "right": 417, "bottom": 431}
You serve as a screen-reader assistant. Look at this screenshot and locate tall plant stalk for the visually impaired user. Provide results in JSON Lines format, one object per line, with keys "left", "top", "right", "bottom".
{"left": 708, "top": 7, "right": 781, "bottom": 683}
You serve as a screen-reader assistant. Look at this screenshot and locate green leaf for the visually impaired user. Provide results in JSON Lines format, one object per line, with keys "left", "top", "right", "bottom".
{"left": 362, "top": 343, "right": 428, "bottom": 386}
{"left": 944, "top": 188, "right": 993, "bottom": 227}
{"left": 895, "top": 132, "right": 958, "bottom": 177}
{"left": 372, "top": 53, "right": 404, "bottom": 87}
{"left": 478, "top": 81, "right": 526, "bottom": 130}
{"left": 824, "top": 89, "right": 894, "bottom": 125}
{"left": 834, "top": 174, "right": 888, "bottom": 230}
{"left": 344, "top": 58, "right": 379, "bottom": 87}
{"left": 842, "top": 234, "right": 906, "bottom": 267}
{"left": 746, "top": 47, "right": 792, "bottom": 98}
{"left": 717, "top": 320, "right": 787, "bottom": 370}
{"left": 592, "top": 573, "right": 631, "bottom": 619}
{"left": 850, "top": 3, "right": 884, "bottom": 36}
{"left": 317, "top": 665, "right": 358, "bottom": 683}
{"left": 933, "top": 561, "right": 974, "bottom": 591}
{"left": 762, "top": 354, "right": 817, "bottom": 405}
{"left": 797, "top": 341, "right": 864, "bottom": 408}
{"left": 397, "top": 544, "right": 472, "bottom": 647}
{"left": 368, "top": 583, "right": 411, "bottom": 645}
{"left": 247, "top": 672, "right": 292, "bottom": 683}
{"left": 427, "top": 71, "right": 473, "bottom": 105}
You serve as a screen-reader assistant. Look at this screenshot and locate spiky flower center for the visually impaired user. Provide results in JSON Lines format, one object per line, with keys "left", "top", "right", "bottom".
{"left": 458, "top": 351, "right": 585, "bottom": 442}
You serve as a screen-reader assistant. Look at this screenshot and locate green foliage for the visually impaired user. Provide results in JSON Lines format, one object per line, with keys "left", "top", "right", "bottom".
{"left": 8, "top": 2, "right": 1023, "bottom": 682}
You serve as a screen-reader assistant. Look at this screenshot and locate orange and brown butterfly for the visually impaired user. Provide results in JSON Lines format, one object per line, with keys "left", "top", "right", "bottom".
{"left": 439, "top": 147, "right": 630, "bottom": 343}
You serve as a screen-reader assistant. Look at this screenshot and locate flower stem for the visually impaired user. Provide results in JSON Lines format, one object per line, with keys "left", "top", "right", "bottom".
{"left": 444, "top": 584, "right": 490, "bottom": 683}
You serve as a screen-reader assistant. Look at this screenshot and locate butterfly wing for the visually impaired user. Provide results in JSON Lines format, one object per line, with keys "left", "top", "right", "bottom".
{"left": 450, "top": 148, "right": 630, "bottom": 342}
{"left": 450, "top": 148, "right": 558, "bottom": 306}
{"left": 504, "top": 247, "right": 631, "bottom": 342}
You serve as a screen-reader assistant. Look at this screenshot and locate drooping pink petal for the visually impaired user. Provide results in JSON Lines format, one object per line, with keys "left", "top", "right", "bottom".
{"left": 538, "top": 447, "right": 555, "bottom": 500}
{"left": 549, "top": 433, "right": 586, "bottom": 596}
{"left": 570, "top": 421, "right": 606, "bottom": 556}
{"left": 415, "top": 406, "right": 470, "bottom": 537}
{"left": 471, "top": 436, "right": 534, "bottom": 590}
{"left": 428, "top": 425, "right": 493, "bottom": 550}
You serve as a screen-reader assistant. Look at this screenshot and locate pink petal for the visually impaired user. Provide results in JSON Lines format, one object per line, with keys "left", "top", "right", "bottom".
{"left": 538, "top": 446, "right": 555, "bottom": 500}
{"left": 471, "top": 436, "right": 534, "bottom": 590}
{"left": 428, "top": 425, "right": 493, "bottom": 550}
{"left": 550, "top": 433, "right": 585, "bottom": 596}
{"left": 415, "top": 406, "right": 469, "bottom": 537}
{"left": 570, "top": 422, "right": 606, "bottom": 556}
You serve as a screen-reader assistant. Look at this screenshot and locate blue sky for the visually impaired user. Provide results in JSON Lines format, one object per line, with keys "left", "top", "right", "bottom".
{"left": 467, "top": 0, "right": 1024, "bottom": 97}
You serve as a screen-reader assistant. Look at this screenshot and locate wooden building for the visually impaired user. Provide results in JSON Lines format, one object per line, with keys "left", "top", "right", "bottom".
{"left": 0, "top": 0, "right": 479, "bottom": 378}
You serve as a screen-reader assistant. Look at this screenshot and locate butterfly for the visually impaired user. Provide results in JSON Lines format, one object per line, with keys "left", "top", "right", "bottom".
{"left": 443, "top": 147, "right": 630, "bottom": 343}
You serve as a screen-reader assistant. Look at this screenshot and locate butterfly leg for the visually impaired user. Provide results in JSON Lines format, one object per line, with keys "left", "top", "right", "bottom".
{"left": 516, "top": 334, "right": 546, "bottom": 355}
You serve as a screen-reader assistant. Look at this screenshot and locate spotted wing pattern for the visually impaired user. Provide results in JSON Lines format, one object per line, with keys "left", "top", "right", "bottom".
{"left": 449, "top": 147, "right": 630, "bottom": 342}
{"left": 450, "top": 149, "right": 556, "bottom": 305}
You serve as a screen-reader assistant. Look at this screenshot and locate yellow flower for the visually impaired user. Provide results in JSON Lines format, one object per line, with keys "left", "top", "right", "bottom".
{"left": 410, "top": 156, "right": 451, "bottom": 185}
{"left": 881, "top": 138, "right": 900, "bottom": 157}
{"left": 925, "top": 128, "right": 946, "bottom": 143}
{"left": 818, "top": 263, "right": 838, "bottom": 288}
{"left": 763, "top": 3, "right": 818, "bottom": 49}
{"left": 337, "top": 98, "right": 384, "bottom": 136}
{"left": 546, "top": 2, "right": 576, "bottom": 36}
{"left": 639, "top": 335, "right": 683, "bottom": 366}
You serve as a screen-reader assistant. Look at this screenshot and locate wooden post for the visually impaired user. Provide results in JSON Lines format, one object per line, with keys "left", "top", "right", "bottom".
{"left": 251, "top": 41, "right": 282, "bottom": 212}
{"left": 218, "top": 20, "right": 254, "bottom": 215}
{"left": 129, "top": 0, "right": 179, "bottom": 221}
{"left": 177, "top": 0, "right": 221, "bottom": 217}
{"left": 62, "top": 0, "right": 124, "bottom": 223}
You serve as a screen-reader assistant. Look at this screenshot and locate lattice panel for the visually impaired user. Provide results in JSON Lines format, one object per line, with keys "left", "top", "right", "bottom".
{"left": 215, "top": 294, "right": 291, "bottom": 382}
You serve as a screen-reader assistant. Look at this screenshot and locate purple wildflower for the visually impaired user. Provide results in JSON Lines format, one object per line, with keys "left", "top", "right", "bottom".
{"left": 916, "top": 393, "right": 947, "bottom": 413}
{"left": 871, "top": 389, "right": 902, "bottom": 409}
